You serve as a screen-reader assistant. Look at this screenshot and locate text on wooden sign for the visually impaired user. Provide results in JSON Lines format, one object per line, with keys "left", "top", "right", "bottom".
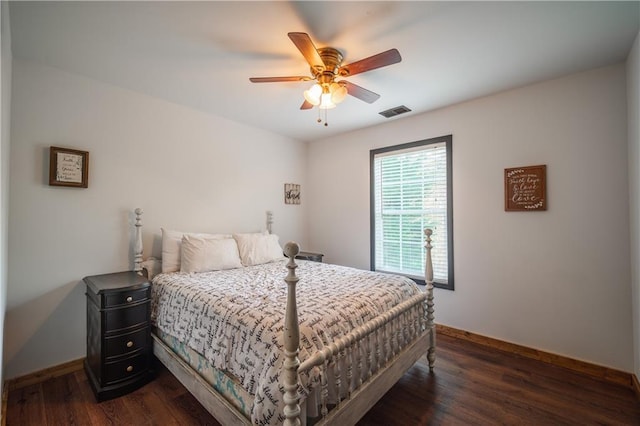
{"left": 504, "top": 165, "right": 546, "bottom": 211}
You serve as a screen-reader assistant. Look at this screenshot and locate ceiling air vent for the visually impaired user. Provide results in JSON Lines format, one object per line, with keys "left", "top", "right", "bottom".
{"left": 379, "top": 105, "right": 412, "bottom": 118}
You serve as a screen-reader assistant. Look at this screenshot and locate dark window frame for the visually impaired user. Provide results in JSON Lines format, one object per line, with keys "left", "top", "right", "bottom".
{"left": 370, "top": 134, "right": 454, "bottom": 290}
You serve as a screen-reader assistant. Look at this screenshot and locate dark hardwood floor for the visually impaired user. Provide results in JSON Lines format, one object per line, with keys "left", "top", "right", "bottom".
{"left": 6, "top": 334, "right": 639, "bottom": 425}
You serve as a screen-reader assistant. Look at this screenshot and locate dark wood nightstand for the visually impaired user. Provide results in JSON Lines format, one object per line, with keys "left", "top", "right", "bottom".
{"left": 84, "top": 271, "right": 154, "bottom": 401}
{"left": 295, "top": 251, "right": 324, "bottom": 262}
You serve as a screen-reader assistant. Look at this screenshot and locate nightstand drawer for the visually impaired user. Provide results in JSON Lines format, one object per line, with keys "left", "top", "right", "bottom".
{"left": 104, "top": 353, "right": 150, "bottom": 385}
{"left": 105, "top": 287, "right": 150, "bottom": 308}
{"left": 105, "top": 327, "right": 149, "bottom": 359}
{"left": 104, "top": 302, "right": 149, "bottom": 334}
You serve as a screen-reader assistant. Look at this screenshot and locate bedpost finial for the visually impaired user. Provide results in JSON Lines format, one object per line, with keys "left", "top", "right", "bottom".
{"left": 283, "top": 241, "right": 300, "bottom": 259}
{"left": 424, "top": 228, "right": 434, "bottom": 284}
{"left": 266, "top": 210, "right": 273, "bottom": 234}
{"left": 134, "top": 208, "right": 144, "bottom": 274}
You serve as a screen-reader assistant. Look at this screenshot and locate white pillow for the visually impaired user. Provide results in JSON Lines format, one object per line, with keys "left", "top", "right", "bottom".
{"left": 161, "top": 228, "right": 232, "bottom": 273}
{"left": 233, "top": 233, "right": 285, "bottom": 266}
{"left": 180, "top": 235, "right": 242, "bottom": 273}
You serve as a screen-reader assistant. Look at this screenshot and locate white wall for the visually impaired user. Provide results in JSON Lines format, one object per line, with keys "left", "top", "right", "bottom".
{"left": 0, "top": 1, "right": 12, "bottom": 393}
{"left": 307, "top": 64, "right": 632, "bottom": 371}
{"left": 628, "top": 31, "right": 640, "bottom": 381}
{"left": 5, "top": 59, "right": 308, "bottom": 379}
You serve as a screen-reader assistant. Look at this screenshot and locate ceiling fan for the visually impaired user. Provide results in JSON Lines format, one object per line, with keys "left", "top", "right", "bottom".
{"left": 250, "top": 32, "right": 401, "bottom": 124}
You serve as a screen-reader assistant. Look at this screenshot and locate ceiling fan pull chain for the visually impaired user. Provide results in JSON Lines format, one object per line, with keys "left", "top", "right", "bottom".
{"left": 317, "top": 107, "right": 329, "bottom": 126}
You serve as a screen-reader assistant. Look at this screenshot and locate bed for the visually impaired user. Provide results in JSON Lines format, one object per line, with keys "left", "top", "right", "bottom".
{"left": 132, "top": 208, "right": 435, "bottom": 425}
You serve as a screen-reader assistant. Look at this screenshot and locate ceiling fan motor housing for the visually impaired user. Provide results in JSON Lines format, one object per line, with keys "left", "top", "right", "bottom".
{"left": 314, "top": 47, "right": 344, "bottom": 80}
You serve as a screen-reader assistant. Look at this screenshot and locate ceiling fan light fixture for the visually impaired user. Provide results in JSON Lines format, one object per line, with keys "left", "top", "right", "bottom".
{"left": 330, "top": 82, "right": 347, "bottom": 104}
{"left": 319, "top": 91, "right": 336, "bottom": 109}
{"left": 303, "top": 83, "right": 322, "bottom": 105}
{"left": 304, "top": 81, "right": 347, "bottom": 109}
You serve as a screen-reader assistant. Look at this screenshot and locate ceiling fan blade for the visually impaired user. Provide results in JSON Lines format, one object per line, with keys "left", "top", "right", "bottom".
{"left": 343, "top": 81, "right": 381, "bottom": 104}
{"left": 288, "top": 32, "right": 324, "bottom": 71}
{"left": 300, "top": 100, "right": 314, "bottom": 110}
{"left": 250, "top": 76, "right": 312, "bottom": 83}
{"left": 339, "top": 49, "right": 401, "bottom": 77}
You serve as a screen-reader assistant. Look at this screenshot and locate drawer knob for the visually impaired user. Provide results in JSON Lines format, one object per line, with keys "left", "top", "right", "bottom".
{"left": 126, "top": 365, "right": 134, "bottom": 373}
{"left": 126, "top": 296, "right": 133, "bottom": 303}
{"left": 126, "top": 341, "right": 134, "bottom": 348}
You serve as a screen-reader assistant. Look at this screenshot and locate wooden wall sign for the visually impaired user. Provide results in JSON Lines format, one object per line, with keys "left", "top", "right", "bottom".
{"left": 504, "top": 165, "right": 546, "bottom": 211}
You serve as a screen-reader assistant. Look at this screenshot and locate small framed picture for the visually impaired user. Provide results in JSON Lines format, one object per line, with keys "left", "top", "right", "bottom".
{"left": 284, "top": 183, "right": 301, "bottom": 204}
{"left": 49, "top": 146, "right": 89, "bottom": 188}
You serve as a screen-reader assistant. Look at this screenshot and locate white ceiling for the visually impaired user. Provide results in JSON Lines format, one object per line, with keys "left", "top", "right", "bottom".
{"left": 8, "top": 1, "right": 640, "bottom": 142}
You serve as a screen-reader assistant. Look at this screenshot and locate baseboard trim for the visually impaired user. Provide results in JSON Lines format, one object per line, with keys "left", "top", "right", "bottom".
{"left": 7, "top": 358, "right": 85, "bottom": 392}
{"left": 436, "top": 324, "right": 632, "bottom": 389}
{"left": 1, "top": 380, "right": 7, "bottom": 426}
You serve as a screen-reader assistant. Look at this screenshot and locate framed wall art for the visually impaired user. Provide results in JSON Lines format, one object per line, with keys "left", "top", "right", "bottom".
{"left": 49, "top": 146, "right": 89, "bottom": 188}
{"left": 284, "top": 183, "right": 300, "bottom": 205}
{"left": 504, "top": 164, "right": 546, "bottom": 211}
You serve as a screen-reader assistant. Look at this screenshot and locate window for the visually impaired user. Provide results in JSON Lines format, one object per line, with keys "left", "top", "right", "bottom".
{"left": 370, "top": 135, "right": 454, "bottom": 290}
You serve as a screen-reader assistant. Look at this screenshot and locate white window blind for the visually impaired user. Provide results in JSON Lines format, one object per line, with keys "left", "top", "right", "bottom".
{"left": 373, "top": 142, "right": 449, "bottom": 283}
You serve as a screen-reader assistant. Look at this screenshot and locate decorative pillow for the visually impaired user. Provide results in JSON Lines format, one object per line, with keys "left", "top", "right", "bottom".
{"left": 161, "top": 228, "right": 232, "bottom": 273}
{"left": 180, "top": 235, "right": 243, "bottom": 273}
{"left": 233, "top": 233, "right": 285, "bottom": 266}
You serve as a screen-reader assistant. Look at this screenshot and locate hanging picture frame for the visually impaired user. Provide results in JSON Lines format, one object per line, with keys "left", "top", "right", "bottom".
{"left": 49, "top": 146, "right": 89, "bottom": 188}
{"left": 504, "top": 164, "right": 546, "bottom": 211}
{"left": 284, "top": 183, "right": 301, "bottom": 204}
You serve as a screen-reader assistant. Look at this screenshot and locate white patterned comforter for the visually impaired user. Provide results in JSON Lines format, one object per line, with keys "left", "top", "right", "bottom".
{"left": 151, "top": 259, "right": 422, "bottom": 425}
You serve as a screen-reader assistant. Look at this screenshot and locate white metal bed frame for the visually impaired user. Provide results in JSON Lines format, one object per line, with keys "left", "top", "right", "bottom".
{"left": 132, "top": 208, "right": 435, "bottom": 425}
